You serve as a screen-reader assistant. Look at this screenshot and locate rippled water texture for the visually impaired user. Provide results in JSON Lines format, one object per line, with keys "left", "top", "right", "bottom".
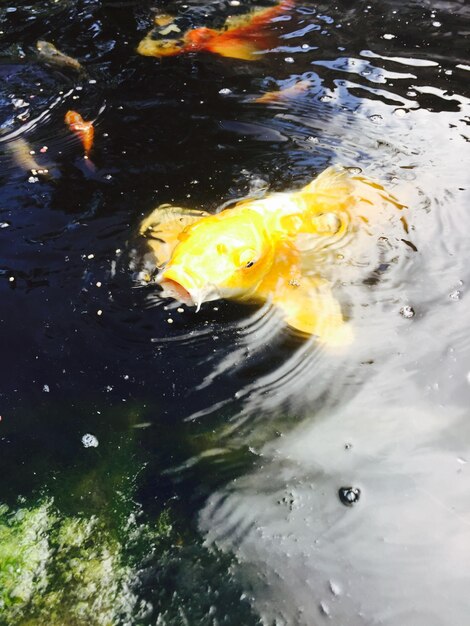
{"left": 1, "top": 0, "right": 470, "bottom": 624}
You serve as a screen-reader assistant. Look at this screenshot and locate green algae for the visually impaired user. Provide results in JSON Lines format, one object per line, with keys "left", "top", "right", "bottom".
{"left": 0, "top": 499, "right": 152, "bottom": 626}
{"left": 0, "top": 413, "right": 259, "bottom": 626}
{"left": 0, "top": 497, "right": 259, "bottom": 626}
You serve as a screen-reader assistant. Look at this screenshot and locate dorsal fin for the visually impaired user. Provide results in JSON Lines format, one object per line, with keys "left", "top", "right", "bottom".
{"left": 299, "top": 166, "right": 354, "bottom": 215}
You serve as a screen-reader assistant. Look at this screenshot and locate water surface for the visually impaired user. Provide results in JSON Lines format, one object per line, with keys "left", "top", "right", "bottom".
{"left": 1, "top": 0, "right": 469, "bottom": 624}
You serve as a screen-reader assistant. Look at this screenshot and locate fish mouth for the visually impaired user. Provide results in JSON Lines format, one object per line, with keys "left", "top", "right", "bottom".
{"left": 158, "top": 266, "right": 207, "bottom": 311}
{"left": 157, "top": 265, "right": 223, "bottom": 311}
{"left": 159, "top": 277, "right": 195, "bottom": 307}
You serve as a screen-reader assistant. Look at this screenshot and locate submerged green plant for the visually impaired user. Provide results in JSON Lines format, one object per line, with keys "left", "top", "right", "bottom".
{"left": 0, "top": 409, "right": 260, "bottom": 625}
{"left": 0, "top": 502, "right": 50, "bottom": 618}
{"left": 0, "top": 499, "right": 154, "bottom": 626}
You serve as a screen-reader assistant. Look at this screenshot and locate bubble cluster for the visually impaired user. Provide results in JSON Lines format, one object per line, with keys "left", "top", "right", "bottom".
{"left": 82, "top": 433, "right": 99, "bottom": 448}
{"left": 399, "top": 305, "right": 415, "bottom": 319}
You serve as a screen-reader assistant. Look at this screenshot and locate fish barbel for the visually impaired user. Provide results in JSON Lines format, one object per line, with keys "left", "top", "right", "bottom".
{"left": 137, "top": 0, "right": 294, "bottom": 61}
{"left": 139, "top": 167, "right": 405, "bottom": 345}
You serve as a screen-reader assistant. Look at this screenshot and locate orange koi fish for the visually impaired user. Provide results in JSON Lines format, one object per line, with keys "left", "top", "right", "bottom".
{"left": 139, "top": 167, "right": 404, "bottom": 345}
{"left": 65, "top": 110, "right": 94, "bottom": 156}
{"left": 137, "top": 0, "right": 295, "bottom": 62}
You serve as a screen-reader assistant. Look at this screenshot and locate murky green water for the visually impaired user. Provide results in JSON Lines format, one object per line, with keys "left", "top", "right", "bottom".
{"left": 1, "top": 0, "right": 469, "bottom": 624}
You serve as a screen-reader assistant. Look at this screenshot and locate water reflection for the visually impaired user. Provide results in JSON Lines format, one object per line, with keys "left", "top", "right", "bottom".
{"left": 0, "top": 0, "right": 469, "bottom": 623}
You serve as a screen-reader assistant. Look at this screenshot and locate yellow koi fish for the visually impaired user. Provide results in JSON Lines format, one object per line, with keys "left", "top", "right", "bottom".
{"left": 139, "top": 168, "right": 402, "bottom": 345}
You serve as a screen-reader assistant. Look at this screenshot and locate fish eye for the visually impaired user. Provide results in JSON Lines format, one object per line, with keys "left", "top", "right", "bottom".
{"left": 235, "top": 248, "right": 257, "bottom": 269}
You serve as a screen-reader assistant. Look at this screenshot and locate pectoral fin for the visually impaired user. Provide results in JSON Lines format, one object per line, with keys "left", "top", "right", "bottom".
{"left": 272, "top": 274, "right": 353, "bottom": 347}
{"left": 139, "top": 204, "right": 209, "bottom": 268}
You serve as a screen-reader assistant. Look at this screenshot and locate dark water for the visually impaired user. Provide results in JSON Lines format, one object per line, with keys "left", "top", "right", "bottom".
{"left": 0, "top": 0, "right": 469, "bottom": 624}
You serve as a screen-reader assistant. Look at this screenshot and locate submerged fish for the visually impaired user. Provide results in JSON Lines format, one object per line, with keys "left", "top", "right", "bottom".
{"left": 4, "top": 137, "right": 53, "bottom": 179}
{"left": 65, "top": 110, "right": 94, "bottom": 156}
{"left": 139, "top": 167, "right": 403, "bottom": 345}
{"left": 137, "top": 0, "right": 294, "bottom": 62}
{"left": 254, "top": 79, "right": 311, "bottom": 103}
{"left": 36, "top": 40, "right": 83, "bottom": 74}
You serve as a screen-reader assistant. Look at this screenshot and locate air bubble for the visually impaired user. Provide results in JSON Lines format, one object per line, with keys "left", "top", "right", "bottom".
{"left": 284, "top": 57, "right": 294, "bottom": 63}
{"left": 338, "top": 486, "right": 361, "bottom": 506}
{"left": 82, "top": 433, "right": 99, "bottom": 448}
{"left": 399, "top": 305, "right": 415, "bottom": 318}
{"left": 219, "top": 88, "right": 232, "bottom": 95}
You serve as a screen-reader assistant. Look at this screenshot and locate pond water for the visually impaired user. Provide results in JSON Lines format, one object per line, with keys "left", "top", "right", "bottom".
{"left": 0, "top": 0, "right": 469, "bottom": 624}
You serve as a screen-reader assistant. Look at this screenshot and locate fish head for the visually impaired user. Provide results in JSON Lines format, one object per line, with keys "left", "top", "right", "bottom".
{"left": 137, "top": 35, "right": 185, "bottom": 57}
{"left": 158, "top": 208, "right": 274, "bottom": 309}
{"left": 65, "top": 110, "right": 83, "bottom": 127}
{"left": 36, "top": 40, "right": 53, "bottom": 54}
